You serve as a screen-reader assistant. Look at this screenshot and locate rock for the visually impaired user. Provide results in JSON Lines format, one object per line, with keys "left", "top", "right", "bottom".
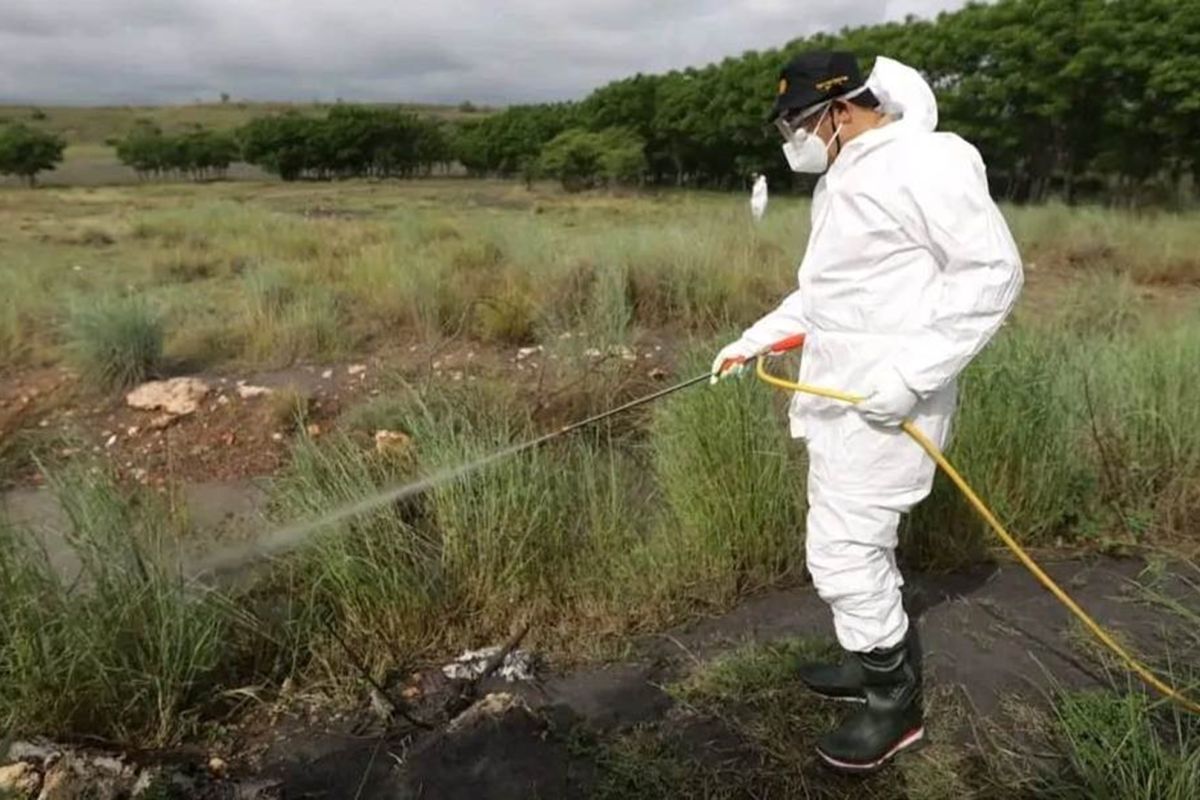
{"left": 126, "top": 378, "right": 210, "bottom": 416}
{"left": 374, "top": 429, "right": 412, "bottom": 458}
{"left": 321, "top": 369, "right": 333, "bottom": 380}
{"left": 89, "top": 756, "right": 125, "bottom": 776}
{"left": 131, "top": 767, "right": 197, "bottom": 798}
{"left": 442, "top": 647, "right": 536, "bottom": 683}
{"left": 584, "top": 348, "right": 602, "bottom": 359}
{"left": 148, "top": 413, "right": 176, "bottom": 431}
{"left": 126, "top": 426, "right": 139, "bottom": 437}
{"left": 447, "top": 692, "right": 527, "bottom": 734}
{"left": 305, "top": 423, "right": 321, "bottom": 437}
{"left": 236, "top": 384, "right": 272, "bottom": 399}
{"left": 368, "top": 687, "right": 394, "bottom": 721}
{"left": 104, "top": 434, "right": 117, "bottom": 448}
{"left": 613, "top": 345, "right": 637, "bottom": 362}
{"left": 348, "top": 364, "right": 367, "bottom": 376}
{"left": 0, "top": 762, "right": 40, "bottom": 795}
{"left": 207, "top": 757, "right": 228, "bottom": 778}
{"left": 649, "top": 367, "right": 667, "bottom": 380}
{"left": 270, "top": 432, "right": 283, "bottom": 442}
{"left": 217, "top": 395, "right": 231, "bottom": 406}
{"left": 7, "top": 739, "right": 60, "bottom": 763}
{"left": 516, "top": 346, "right": 543, "bottom": 361}
{"left": 38, "top": 758, "right": 85, "bottom": 800}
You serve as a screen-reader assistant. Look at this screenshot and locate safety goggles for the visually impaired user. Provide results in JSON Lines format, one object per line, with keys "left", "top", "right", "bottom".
{"left": 774, "top": 101, "right": 832, "bottom": 143}
{"left": 773, "top": 83, "right": 873, "bottom": 143}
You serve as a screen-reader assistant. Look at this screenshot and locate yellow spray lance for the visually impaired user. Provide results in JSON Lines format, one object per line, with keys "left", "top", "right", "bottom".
{"left": 749, "top": 333, "right": 1200, "bottom": 715}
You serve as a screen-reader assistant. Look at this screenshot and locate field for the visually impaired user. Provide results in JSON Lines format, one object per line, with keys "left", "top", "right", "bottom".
{"left": 1, "top": 177, "right": 1199, "bottom": 796}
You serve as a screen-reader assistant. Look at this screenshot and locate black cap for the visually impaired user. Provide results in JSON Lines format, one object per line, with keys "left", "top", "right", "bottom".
{"left": 770, "top": 51, "right": 865, "bottom": 121}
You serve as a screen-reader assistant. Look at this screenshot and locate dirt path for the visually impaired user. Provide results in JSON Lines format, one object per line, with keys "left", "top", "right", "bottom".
{"left": 248, "top": 556, "right": 1195, "bottom": 799}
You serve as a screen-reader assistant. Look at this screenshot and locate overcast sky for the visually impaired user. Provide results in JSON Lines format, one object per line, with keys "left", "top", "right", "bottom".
{"left": 1, "top": 1, "right": 967, "bottom": 106}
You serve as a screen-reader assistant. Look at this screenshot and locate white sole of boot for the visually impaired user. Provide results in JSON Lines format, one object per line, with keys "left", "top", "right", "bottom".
{"left": 815, "top": 726, "right": 925, "bottom": 773}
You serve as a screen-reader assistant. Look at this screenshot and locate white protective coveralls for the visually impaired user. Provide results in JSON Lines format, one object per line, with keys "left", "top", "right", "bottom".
{"left": 733, "top": 58, "right": 1024, "bottom": 652}
{"left": 750, "top": 174, "right": 769, "bottom": 221}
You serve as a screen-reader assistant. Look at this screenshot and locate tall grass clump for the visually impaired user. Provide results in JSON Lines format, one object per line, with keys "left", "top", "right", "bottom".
{"left": 0, "top": 466, "right": 251, "bottom": 746}
{"left": 268, "top": 430, "right": 444, "bottom": 672}
{"left": 65, "top": 294, "right": 164, "bottom": 390}
{"left": 237, "top": 267, "right": 350, "bottom": 364}
{"left": 637, "top": 344, "right": 805, "bottom": 607}
{"left": 618, "top": 211, "right": 797, "bottom": 329}
{"left": 908, "top": 278, "right": 1200, "bottom": 566}
{"left": 905, "top": 326, "right": 1095, "bottom": 568}
{"left": 273, "top": 381, "right": 639, "bottom": 674}
{"left": 1035, "top": 689, "right": 1200, "bottom": 799}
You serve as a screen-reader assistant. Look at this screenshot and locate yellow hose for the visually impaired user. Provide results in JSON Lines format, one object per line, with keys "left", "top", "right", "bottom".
{"left": 755, "top": 356, "right": 1200, "bottom": 715}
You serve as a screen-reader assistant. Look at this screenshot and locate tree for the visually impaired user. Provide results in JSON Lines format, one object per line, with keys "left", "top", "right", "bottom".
{"left": 0, "top": 123, "right": 65, "bottom": 186}
{"left": 538, "top": 127, "right": 647, "bottom": 191}
{"left": 115, "top": 124, "right": 239, "bottom": 181}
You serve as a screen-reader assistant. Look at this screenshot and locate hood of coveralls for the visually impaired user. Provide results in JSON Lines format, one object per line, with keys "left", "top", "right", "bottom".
{"left": 864, "top": 56, "right": 938, "bottom": 133}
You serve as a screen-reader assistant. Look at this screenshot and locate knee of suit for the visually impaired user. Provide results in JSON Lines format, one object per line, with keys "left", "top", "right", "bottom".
{"left": 805, "top": 536, "right": 905, "bottom": 604}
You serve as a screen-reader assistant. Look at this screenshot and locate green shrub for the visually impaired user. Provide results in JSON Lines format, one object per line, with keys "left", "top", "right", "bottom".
{"left": 65, "top": 295, "right": 164, "bottom": 390}
{"left": 0, "top": 467, "right": 251, "bottom": 745}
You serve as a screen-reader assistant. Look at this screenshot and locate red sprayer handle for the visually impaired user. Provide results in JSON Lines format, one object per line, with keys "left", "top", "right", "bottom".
{"left": 766, "top": 333, "right": 806, "bottom": 355}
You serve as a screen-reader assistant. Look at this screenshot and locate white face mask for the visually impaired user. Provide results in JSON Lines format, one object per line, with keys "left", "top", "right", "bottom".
{"left": 779, "top": 104, "right": 842, "bottom": 174}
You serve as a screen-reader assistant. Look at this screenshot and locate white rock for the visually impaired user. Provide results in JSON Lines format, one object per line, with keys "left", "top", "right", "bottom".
{"left": 126, "top": 378, "right": 210, "bottom": 416}
{"left": 348, "top": 364, "right": 367, "bottom": 376}
{"left": 374, "top": 430, "right": 412, "bottom": 457}
{"left": 584, "top": 348, "right": 603, "bottom": 359}
{"left": 0, "top": 762, "right": 40, "bottom": 795}
{"left": 271, "top": 432, "right": 283, "bottom": 442}
{"left": 217, "top": 395, "right": 230, "bottom": 406}
{"left": 321, "top": 369, "right": 333, "bottom": 379}
{"left": 105, "top": 435, "right": 118, "bottom": 448}
{"left": 8, "top": 740, "right": 59, "bottom": 763}
{"left": 442, "top": 647, "right": 535, "bottom": 683}
{"left": 516, "top": 346, "right": 543, "bottom": 361}
{"left": 126, "top": 426, "right": 139, "bottom": 437}
{"left": 612, "top": 345, "right": 637, "bottom": 362}
{"left": 237, "top": 384, "right": 273, "bottom": 399}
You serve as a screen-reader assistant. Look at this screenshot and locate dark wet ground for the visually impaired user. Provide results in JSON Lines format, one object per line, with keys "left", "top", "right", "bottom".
{"left": 251, "top": 556, "right": 1196, "bottom": 799}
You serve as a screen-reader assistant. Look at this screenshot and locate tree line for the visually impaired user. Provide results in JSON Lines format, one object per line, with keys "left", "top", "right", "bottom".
{"left": 113, "top": 124, "right": 240, "bottom": 180}
{"left": 457, "top": 0, "right": 1200, "bottom": 203}
{"left": 5, "top": 0, "right": 1197, "bottom": 202}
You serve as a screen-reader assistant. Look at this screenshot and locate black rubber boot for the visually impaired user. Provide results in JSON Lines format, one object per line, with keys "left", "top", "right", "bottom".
{"left": 797, "top": 656, "right": 865, "bottom": 702}
{"left": 815, "top": 628, "right": 924, "bottom": 773}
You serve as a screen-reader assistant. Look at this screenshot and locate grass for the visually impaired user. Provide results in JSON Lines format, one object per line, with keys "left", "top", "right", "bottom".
{"left": 0, "top": 465, "right": 259, "bottom": 746}
{"left": 64, "top": 294, "right": 164, "bottom": 390}
{"left": 588, "top": 636, "right": 978, "bottom": 799}
{"left": 588, "top": 634, "right": 1200, "bottom": 799}
{"left": 2, "top": 179, "right": 1200, "bottom": 770}
{"left": 1039, "top": 689, "right": 1200, "bottom": 799}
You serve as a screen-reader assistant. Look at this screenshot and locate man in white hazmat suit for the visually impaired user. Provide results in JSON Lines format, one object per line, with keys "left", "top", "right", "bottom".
{"left": 750, "top": 172, "right": 769, "bottom": 221}
{"left": 712, "top": 52, "right": 1023, "bottom": 771}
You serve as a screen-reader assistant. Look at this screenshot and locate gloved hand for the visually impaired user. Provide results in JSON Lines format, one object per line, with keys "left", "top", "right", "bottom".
{"left": 710, "top": 340, "right": 762, "bottom": 385}
{"left": 857, "top": 367, "right": 920, "bottom": 427}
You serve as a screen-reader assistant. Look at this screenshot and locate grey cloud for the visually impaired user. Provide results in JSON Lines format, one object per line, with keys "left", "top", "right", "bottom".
{"left": 0, "top": 0, "right": 968, "bottom": 105}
